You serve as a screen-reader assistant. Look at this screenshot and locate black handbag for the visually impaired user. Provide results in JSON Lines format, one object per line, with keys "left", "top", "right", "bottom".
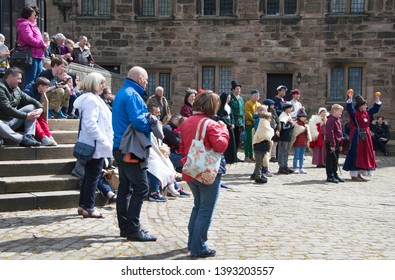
{"left": 9, "top": 43, "right": 32, "bottom": 68}
{"left": 73, "top": 114, "right": 96, "bottom": 161}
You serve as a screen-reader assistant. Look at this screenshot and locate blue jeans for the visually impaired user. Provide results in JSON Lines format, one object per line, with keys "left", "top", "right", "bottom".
{"left": 78, "top": 158, "right": 104, "bottom": 210}
{"left": 169, "top": 152, "right": 183, "bottom": 169}
{"left": 293, "top": 146, "right": 306, "bottom": 169}
{"left": 147, "top": 172, "right": 161, "bottom": 193}
{"left": 187, "top": 175, "right": 221, "bottom": 256}
{"left": 113, "top": 149, "right": 149, "bottom": 234}
{"left": 23, "top": 58, "right": 43, "bottom": 88}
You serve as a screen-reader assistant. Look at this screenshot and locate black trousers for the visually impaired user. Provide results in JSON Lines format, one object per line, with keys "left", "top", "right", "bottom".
{"left": 113, "top": 149, "right": 149, "bottom": 234}
{"left": 233, "top": 125, "right": 243, "bottom": 151}
{"left": 325, "top": 142, "right": 340, "bottom": 177}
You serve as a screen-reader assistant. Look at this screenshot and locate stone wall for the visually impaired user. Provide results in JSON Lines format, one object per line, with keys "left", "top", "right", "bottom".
{"left": 44, "top": 0, "right": 394, "bottom": 122}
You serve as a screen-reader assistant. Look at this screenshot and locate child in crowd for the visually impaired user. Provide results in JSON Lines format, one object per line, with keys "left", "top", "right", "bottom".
{"left": 0, "top": 33, "right": 10, "bottom": 78}
{"left": 325, "top": 104, "right": 344, "bottom": 183}
{"left": 277, "top": 103, "right": 295, "bottom": 174}
{"left": 252, "top": 107, "right": 274, "bottom": 184}
{"left": 309, "top": 107, "right": 328, "bottom": 167}
{"left": 24, "top": 77, "right": 57, "bottom": 146}
{"left": 291, "top": 108, "right": 311, "bottom": 174}
{"left": 263, "top": 99, "right": 280, "bottom": 163}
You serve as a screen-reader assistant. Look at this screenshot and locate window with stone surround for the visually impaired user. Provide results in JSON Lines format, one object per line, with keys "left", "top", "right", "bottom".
{"left": 264, "top": 0, "right": 298, "bottom": 15}
{"left": 331, "top": 0, "right": 366, "bottom": 14}
{"left": 198, "top": 0, "right": 234, "bottom": 16}
{"left": 200, "top": 64, "right": 232, "bottom": 94}
{"left": 81, "top": 0, "right": 110, "bottom": 16}
{"left": 146, "top": 71, "right": 172, "bottom": 99}
{"left": 135, "top": 0, "right": 172, "bottom": 17}
{"left": 329, "top": 65, "right": 363, "bottom": 101}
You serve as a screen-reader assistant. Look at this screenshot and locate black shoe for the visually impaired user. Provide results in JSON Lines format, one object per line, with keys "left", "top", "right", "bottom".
{"left": 20, "top": 135, "right": 41, "bottom": 147}
{"left": 191, "top": 249, "right": 216, "bottom": 258}
{"left": 334, "top": 175, "right": 344, "bottom": 183}
{"left": 269, "top": 157, "right": 278, "bottom": 162}
{"left": 126, "top": 229, "right": 157, "bottom": 242}
{"left": 255, "top": 176, "right": 268, "bottom": 184}
{"left": 108, "top": 194, "right": 117, "bottom": 203}
{"left": 326, "top": 177, "right": 339, "bottom": 183}
{"left": 120, "top": 228, "right": 148, "bottom": 237}
{"left": 250, "top": 173, "right": 255, "bottom": 180}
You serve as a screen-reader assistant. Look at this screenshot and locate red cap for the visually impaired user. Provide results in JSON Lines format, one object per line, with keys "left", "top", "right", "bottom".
{"left": 291, "top": 89, "right": 300, "bottom": 95}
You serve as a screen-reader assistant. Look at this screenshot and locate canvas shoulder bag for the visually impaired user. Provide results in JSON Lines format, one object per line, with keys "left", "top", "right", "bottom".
{"left": 182, "top": 118, "right": 221, "bottom": 185}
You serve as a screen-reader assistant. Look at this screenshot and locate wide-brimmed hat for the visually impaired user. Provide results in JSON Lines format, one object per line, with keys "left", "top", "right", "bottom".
{"left": 354, "top": 94, "right": 367, "bottom": 109}
{"left": 231, "top": 80, "right": 242, "bottom": 90}
{"left": 276, "top": 85, "right": 288, "bottom": 91}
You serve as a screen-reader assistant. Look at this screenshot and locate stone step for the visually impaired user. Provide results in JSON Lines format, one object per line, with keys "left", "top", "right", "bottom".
{"left": 0, "top": 190, "right": 107, "bottom": 212}
{"left": 0, "top": 159, "right": 76, "bottom": 177}
{"left": 0, "top": 144, "right": 74, "bottom": 161}
{"left": 48, "top": 119, "right": 79, "bottom": 131}
{"left": 0, "top": 174, "right": 80, "bottom": 194}
{"left": 51, "top": 130, "right": 78, "bottom": 144}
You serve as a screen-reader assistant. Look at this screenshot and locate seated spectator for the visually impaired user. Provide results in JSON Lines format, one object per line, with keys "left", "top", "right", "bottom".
{"left": 48, "top": 33, "right": 66, "bottom": 58}
{"left": 100, "top": 86, "right": 114, "bottom": 111}
{"left": 59, "top": 74, "right": 77, "bottom": 119}
{"left": 0, "top": 67, "right": 43, "bottom": 146}
{"left": 62, "top": 38, "right": 75, "bottom": 63}
{"left": 24, "top": 77, "right": 57, "bottom": 145}
{"left": 72, "top": 36, "right": 94, "bottom": 66}
{"left": 42, "top": 32, "right": 51, "bottom": 58}
{"left": 163, "top": 114, "right": 183, "bottom": 172}
{"left": 371, "top": 116, "right": 390, "bottom": 156}
{"left": 0, "top": 33, "right": 10, "bottom": 79}
{"left": 146, "top": 86, "right": 171, "bottom": 121}
{"left": 42, "top": 57, "right": 51, "bottom": 70}
{"left": 38, "top": 57, "right": 71, "bottom": 119}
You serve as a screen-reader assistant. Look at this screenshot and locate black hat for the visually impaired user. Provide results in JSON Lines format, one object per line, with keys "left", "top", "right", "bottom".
{"left": 282, "top": 102, "right": 293, "bottom": 110}
{"left": 354, "top": 94, "right": 367, "bottom": 109}
{"left": 297, "top": 107, "right": 307, "bottom": 117}
{"left": 231, "top": 80, "right": 242, "bottom": 90}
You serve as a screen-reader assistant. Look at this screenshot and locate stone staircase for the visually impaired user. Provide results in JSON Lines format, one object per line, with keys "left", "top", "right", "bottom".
{"left": 0, "top": 119, "right": 106, "bottom": 212}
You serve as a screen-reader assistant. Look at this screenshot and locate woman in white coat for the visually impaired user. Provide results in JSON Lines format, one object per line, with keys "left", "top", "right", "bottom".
{"left": 74, "top": 72, "right": 113, "bottom": 218}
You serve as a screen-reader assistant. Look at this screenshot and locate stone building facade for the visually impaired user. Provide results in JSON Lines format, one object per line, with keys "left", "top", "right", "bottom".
{"left": 1, "top": 0, "right": 394, "bottom": 121}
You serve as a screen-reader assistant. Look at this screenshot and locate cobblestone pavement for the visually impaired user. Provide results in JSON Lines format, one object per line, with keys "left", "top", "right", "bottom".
{"left": 1, "top": 154, "right": 394, "bottom": 260}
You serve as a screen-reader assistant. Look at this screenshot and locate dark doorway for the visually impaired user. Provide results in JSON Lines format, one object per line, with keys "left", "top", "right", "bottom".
{"left": 266, "top": 74, "right": 294, "bottom": 101}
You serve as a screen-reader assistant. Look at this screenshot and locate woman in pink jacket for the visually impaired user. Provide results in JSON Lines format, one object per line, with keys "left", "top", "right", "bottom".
{"left": 16, "top": 5, "right": 47, "bottom": 87}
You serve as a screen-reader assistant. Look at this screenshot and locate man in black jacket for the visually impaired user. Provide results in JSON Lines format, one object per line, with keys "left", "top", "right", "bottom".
{"left": 163, "top": 114, "right": 183, "bottom": 172}
{"left": 371, "top": 116, "right": 390, "bottom": 156}
{"left": 0, "top": 67, "right": 43, "bottom": 146}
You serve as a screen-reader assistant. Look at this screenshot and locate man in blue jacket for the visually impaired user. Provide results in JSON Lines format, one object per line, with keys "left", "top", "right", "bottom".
{"left": 112, "top": 66, "right": 157, "bottom": 242}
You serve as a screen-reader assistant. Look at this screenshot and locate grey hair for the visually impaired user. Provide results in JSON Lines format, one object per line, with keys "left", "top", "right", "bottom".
{"left": 0, "top": 33, "right": 5, "bottom": 40}
{"left": 54, "top": 33, "right": 66, "bottom": 41}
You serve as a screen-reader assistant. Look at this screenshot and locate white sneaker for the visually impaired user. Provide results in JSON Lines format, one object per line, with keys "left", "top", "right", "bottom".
{"left": 299, "top": 169, "right": 307, "bottom": 174}
{"left": 167, "top": 183, "right": 180, "bottom": 196}
{"left": 264, "top": 171, "right": 273, "bottom": 177}
{"left": 293, "top": 169, "right": 300, "bottom": 174}
{"left": 42, "top": 136, "right": 56, "bottom": 146}
{"left": 49, "top": 136, "right": 58, "bottom": 146}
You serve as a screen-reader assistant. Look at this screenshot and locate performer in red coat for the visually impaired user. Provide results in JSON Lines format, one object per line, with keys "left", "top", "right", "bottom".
{"left": 343, "top": 91, "right": 382, "bottom": 181}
